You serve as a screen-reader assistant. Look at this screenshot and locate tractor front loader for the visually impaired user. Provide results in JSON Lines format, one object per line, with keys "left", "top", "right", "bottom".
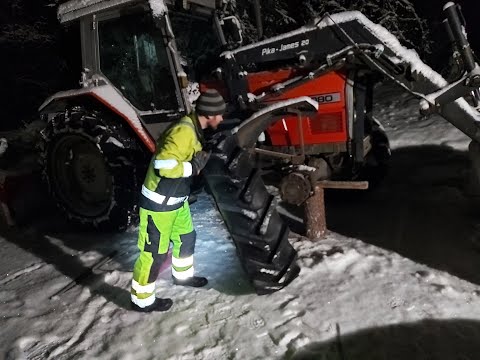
{"left": 39, "top": 0, "right": 480, "bottom": 294}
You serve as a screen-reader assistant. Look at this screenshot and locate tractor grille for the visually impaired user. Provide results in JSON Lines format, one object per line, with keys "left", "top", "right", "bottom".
{"left": 309, "top": 113, "right": 343, "bottom": 134}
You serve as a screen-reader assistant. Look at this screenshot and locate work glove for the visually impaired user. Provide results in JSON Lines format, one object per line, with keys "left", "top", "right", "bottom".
{"left": 191, "top": 150, "right": 211, "bottom": 175}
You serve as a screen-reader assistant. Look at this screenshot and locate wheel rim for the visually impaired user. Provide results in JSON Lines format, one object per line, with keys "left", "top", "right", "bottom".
{"left": 48, "top": 134, "right": 113, "bottom": 218}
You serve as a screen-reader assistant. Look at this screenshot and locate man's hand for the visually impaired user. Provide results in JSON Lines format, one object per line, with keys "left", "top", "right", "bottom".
{"left": 191, "top": 151, "right": 211, "bottom": 175}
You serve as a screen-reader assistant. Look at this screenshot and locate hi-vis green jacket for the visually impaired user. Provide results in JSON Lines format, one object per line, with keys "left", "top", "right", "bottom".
{"left": 139, "top": 113, "right": 203, "bottom": 212}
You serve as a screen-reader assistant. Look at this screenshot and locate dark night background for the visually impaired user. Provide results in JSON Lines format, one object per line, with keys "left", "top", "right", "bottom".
{"left": 0, "top": 0, "right": 479, "bottom": 131}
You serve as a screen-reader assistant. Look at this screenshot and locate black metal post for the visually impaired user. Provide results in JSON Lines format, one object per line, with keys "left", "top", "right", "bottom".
{"left": 353, "top": 78, "right": 366, "bottom": 165}
{"left": 443, "top": 2, "right": 476, "bottom": 72}
{"left": 253, "top": 0, "right": 263, "bottom": 40}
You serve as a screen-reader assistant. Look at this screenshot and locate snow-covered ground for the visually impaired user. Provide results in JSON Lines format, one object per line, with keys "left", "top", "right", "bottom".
{"left": 3, "top": 82, "right": 480, "bottom": 359}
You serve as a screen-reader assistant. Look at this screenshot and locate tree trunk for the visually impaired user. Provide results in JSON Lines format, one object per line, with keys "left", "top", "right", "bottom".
{"left": 304, "top": 186, "right": 327, "bottom": 240}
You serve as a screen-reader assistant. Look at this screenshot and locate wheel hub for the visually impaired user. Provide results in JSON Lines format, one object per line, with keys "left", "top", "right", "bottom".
{"left": 73, "top": 151, "right": 109, "bottom": 195}
{"left": 49, "top": 134, "right": 113, "bottom": 217}
{"left": 280, "top": 172, "right": 312, "bottom": 206}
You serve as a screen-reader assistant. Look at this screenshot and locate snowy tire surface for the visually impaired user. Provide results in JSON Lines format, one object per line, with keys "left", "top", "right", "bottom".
{"left": 40, "top": 106, "right": 146, "bottom": 231}
{"left": 203, "top": 135, "right": 300, "bottom": 294}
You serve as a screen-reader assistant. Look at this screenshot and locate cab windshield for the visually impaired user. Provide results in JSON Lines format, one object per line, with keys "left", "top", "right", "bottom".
{"left": 169, "top": 11, "right": 221, "bottom": 81}
{"left": 98, "top": 11, "right": 179, "bottom": 111}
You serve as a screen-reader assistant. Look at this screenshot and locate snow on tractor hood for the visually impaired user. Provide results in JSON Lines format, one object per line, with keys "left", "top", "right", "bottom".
{"left": 58, "top": 0, "right": 168, "bottom": 23}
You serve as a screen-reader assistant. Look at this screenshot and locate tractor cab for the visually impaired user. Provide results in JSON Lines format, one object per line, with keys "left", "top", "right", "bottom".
{"left": 56, "top": 0, "right": 241, "bottom": 116}
{"left": 96, "top": 9, "right": 179, "bottom": 112}
{"left": 37, "top": 0, "right": 245, "bottom": 231}
{"left": 58, "top": 1, "right": 189, "bottom": 118}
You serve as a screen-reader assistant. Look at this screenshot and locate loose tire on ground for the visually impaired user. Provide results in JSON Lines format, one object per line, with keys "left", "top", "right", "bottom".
{"left": 203, "top": 135, "right": 300, "bottom": 294}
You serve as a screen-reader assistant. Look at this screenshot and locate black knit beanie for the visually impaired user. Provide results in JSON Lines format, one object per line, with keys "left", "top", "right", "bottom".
{"left": 195, "top": 89, "right": 226, "bottom": 116}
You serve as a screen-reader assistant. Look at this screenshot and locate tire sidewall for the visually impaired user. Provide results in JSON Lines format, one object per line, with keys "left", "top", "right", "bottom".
{"left": 41, "top": 107, "right": 143, "bottom": 231}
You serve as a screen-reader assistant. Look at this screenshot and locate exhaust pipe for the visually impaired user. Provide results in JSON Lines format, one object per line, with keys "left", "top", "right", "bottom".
{"left": 213, "top": 14, "right": 227, "bottom": 46}
{"left": 443, "top": 2, "right": 476, "bottom": 72}
{"left": 442, "top": 18, "right": 456, "bottom": 49}
{"left": 443, "top": 2, "right": 480, "bottom": 105}
{"left": 253, "top": 0, "right": 263, "bottom": 39}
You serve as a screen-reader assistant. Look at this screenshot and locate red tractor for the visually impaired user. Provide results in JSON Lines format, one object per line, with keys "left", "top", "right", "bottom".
{"left": 39, "top": 0, "right": 480, "bottom": 293}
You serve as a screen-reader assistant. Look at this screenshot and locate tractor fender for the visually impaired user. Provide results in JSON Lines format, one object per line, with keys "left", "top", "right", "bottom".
{"left": 233, "top": 96, "right": 319, "bottom": 148}
{"left": 200, "top": 96, "right": 318, "bottom": 294}
{"left": 39, "top": 85, "right": 156, "bottom": 153}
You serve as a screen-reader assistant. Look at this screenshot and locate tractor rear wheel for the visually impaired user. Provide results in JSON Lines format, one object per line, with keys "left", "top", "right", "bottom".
{"left": 41, "top": 106, "right": 147, "bottom": 231}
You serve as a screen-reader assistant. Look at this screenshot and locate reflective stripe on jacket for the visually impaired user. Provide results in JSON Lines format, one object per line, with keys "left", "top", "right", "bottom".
{"left": 140, "top": 113, "right": 203, "bottom": 211}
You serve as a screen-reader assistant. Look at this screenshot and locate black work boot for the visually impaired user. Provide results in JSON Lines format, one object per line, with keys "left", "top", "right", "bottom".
{"left": 173, "top": 276, "right": 208, "bottom": 288}
{"left": 131, "top": 297, "right": 173, "bottom": 312}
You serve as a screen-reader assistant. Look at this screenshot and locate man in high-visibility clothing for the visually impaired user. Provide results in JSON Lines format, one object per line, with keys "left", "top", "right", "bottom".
{"left": 130, "top": 89, "right": 226, "bottom": 312}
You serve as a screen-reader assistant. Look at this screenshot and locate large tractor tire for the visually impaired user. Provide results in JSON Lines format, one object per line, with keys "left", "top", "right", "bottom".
{"left": 40, "top": 106, "right": 146, "bottom": 231}
{"left": 203, "top": 135, "right": 300, "bottom": 294}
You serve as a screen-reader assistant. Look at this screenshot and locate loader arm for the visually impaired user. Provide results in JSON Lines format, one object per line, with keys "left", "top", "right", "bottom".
{"left": 220, "top": 10, "right": 480, "bottom": 143}
{"left": 205, "top": 5, "right": 480, "bottom": 294}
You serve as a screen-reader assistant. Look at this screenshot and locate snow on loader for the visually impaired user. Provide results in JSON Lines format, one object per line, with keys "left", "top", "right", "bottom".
{"left": 39, "top": 0, "right": 480, "bottom": 294}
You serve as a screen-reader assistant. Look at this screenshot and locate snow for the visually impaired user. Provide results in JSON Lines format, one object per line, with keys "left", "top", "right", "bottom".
{"left": 105, "top": 137, "right": 125, "bottom": 148}
{"left": 149, "top": 0, "right": 167, "bottom": 18}
{"left": 57, "top": 0, "right": 168, "bottom": 23}
{"left": 39, "top": 84, "right": 155, "bottom": 152}
{"left": 186, "top": 82, "right": 200, "bottom": 104}
{"left": 330, "top": 12, "right": 445, "bottom": 88}
{"left": 375, "top": 83, "right": 470, "bottom": 150}
{"left": 443, "top": 2, "right": 455, "bottom": 11}
{"left": 241, "top": 209, "right": 258, "bottom": 220}
{"left": 39, "top": 87, "right": 91, "bottom": 112}
{"left": 58, "top": 0, "right": 138, "bottom": 23}
{"left": 296, "top": 165, "right": 316, "bottom": 172}
{"left": 90, "top": 86, "right": 144, "bottom": 133}
{"left": 3, "top": 83, "right": 480, "bottom": 359}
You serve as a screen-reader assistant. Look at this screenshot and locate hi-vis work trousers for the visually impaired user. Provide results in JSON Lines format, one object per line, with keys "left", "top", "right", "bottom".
{"left": 131, "top": 201, "right": 196, "bottom": 308}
